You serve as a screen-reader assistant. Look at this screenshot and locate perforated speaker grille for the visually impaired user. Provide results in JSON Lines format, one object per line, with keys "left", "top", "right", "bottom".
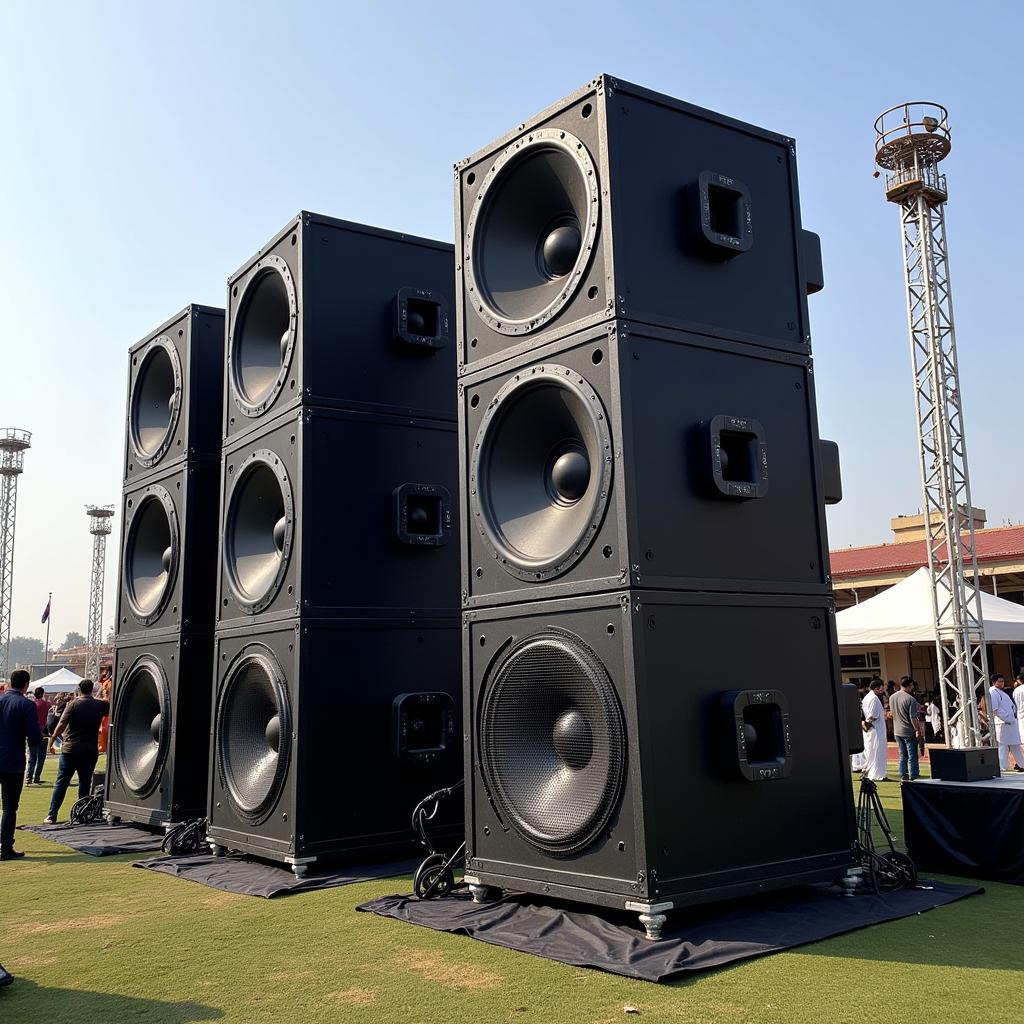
{"left": 479, "top": 629, "right": 625, "bottom": 855}
{"left": 114, "top": 655, "right": 170, "bottom": 797}
{"left": 217, "top": 648, "right": 291, "bottom": 824}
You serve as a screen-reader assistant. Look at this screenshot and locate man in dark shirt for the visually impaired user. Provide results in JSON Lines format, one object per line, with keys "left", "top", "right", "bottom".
{"left": 889, "top": 676, "right": 923, "bottom": 781}
{"left": 0, "top": 670, "right": 43, "bottom": 859}
{"left": 26, "top": 686, "right": 52, "bottom": 784}
{"left": 44, "top": 679, "right": 109, "bottom": 824}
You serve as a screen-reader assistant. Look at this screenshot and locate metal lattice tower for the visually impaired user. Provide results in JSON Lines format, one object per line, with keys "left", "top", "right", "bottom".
{"left": 0, "top": 428, "right": 31, "bottom": 681}
{"left": 85, "top": 505, "right": 115, "bottom": 681}
{"left": 874, "top": 102, "right": 990, "bottom": 749}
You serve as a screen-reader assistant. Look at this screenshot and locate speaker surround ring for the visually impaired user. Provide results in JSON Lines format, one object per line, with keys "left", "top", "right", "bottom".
{"left": 465, "top": 128, "right": 600, "bottom": 336}
{"left": 228, "top": 254, "right": 298, "bottom": 418}
{"left": 129, "top": 335, "right": 182, "bottom": 469}
{"left": 123, "top": 484, "right": 179, "bottom": 626}
{"left": 223, "top": 448, "right": 295, "bottom": 614}
{"left": 113, "top": 653, "right": 171, "bottom": 797}
{"left": 479, "top": 628, "right": 625, "bottom": 855}
{"left": 470, "top": 364, "right": 613, "bottom": 581}
{"left": 216, "top": 645, "right": 292, "bottom": 825}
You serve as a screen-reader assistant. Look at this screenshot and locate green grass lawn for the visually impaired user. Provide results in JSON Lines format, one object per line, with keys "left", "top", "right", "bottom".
{"left": 2, "top": 757, "right": 1020, "bottom": 1024}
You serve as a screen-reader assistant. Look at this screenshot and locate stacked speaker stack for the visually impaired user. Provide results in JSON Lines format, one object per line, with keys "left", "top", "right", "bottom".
{"left": 205, "top": 213, "right": 462, "bottom": 875}
{"left": 454, "top": 76, "right": 856, "bottom": 937}
{"left": 106, "top": 305, "right": 224, "bottom": 827}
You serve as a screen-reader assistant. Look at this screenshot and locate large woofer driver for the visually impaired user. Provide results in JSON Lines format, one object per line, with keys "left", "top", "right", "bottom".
{"left": 229, "top": 254, "right": 298, "bottom": 417}
{"left": 129, "top": 336, "right": 182, "bottom": 468}
{"left": 465, "top": 129, "right": 600, "bottom": 336}
{"left": 479, "top": 629, "right": 625, "bottom": 855}
{"left": 223, "top": 450, "right": 294, "bottom": 614}
{"left": 217, "top": 647, "right": 291, "bottom": 824}
{"left": 123, "top": 485, "right": 179, "bottom": 625}
{"left": 471, "top": 365, "right": 612, "bottom": 581}
{"left": 114, "top": 655, "right": 171, "bottom": 797}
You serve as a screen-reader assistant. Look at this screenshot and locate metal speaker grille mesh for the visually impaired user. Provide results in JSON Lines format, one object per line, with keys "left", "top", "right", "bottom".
{"left": 479, "top": 629, "right": 625, "bottom": 855}
{"left": 115, "top": 656, "right": 170, "bottom": 797}
{"left": 217, "top": 649, "right": 291, "bottom": 824}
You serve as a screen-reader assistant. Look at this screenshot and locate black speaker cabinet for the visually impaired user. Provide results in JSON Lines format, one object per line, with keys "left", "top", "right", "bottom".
{"left": 123, "top": 305, "right": 224, "bottom": 484}
{"left": 116, "top": 460, "right": 220, "bottom": 638}
{"left": 224, "top": 212, "right": 455, "bottom": 443}
{"left": 929, "top": 747, "right": 1000, "bottom": 782}
{"left": 462, "top": 591, "right": 855, "bottom": 933}
{"left": 206, "top": 617, "right": 462, "bottom": 872}
{"left": 455, "top": 75, "right": 823, "bottom": 371}
{"left": 104, "top": 630, "right": 213, "bottom": 827}
{"left": 460, "top": 321, "right": 834, "bottom": 607}
{"left": 217, "top": 405, "right": 458, "bottom": 627}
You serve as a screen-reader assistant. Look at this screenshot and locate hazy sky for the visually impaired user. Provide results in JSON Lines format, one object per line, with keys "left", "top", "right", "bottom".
{"left": 1, "top": 0, "right": 1020, "bottom": 642}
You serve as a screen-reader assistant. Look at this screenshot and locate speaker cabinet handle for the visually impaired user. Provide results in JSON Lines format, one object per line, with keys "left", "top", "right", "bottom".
{"left": 720, "top": 689, "right": 793, "bottom": 781}
{"left": 394, "top": 286, "right": 449, "bottom": 351}
{"left": 392, "top": 692, "right": 456, "bottom": 763}
{"left": 393, "top": 483, "right": 453, "bottom": 546}
{"left": 801, "top": 230, "right": 825, "bottom": 294}
{"left": 704, "top": 414, "right": 768, "bottom": 500}
{"left": 818, "top": 438, "right": 842, "bottom": 505}
{"left": 689, "top": 171, "right": 753, "bottom": 260}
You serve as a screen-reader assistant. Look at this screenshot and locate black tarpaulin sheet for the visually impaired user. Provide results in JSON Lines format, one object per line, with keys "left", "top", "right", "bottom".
{"left": 902, "top": 776, "right": 1024, "bottom": 884}
{"left": 358, "top": 880, "right": 981, "bottom": 982}
{"left": 134, "top": 852, "right": 420, "bottom": 898}
{"left": 19, "top": 821, "right": 164, "bottom": 856}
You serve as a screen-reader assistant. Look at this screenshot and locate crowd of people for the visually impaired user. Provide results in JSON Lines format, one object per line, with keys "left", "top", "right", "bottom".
{"left": 0, "top": 669, "right": 110, "bottom": 860}
{"left": 854, "top": 668, "right": 1024, "bottom": 781}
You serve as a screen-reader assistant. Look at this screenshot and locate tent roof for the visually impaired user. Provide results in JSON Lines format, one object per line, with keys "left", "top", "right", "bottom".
{"left": 30, "top": 666, "right": 84, "bottom": 691}
{"left": 836, "top": 566, "right": 1024, "bottom": 645}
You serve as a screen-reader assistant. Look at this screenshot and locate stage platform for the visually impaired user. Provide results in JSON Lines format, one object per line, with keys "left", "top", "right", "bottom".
{"left": 902, "top": 774, "right": 1024, "bottom": 884}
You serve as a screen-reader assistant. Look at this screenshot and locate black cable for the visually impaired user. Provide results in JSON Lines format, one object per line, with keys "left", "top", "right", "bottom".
{"left": 411, "top": 780, "right": 465, "bottom": 899}
{"left": 162, "top": 818, "right": 207, "bottom": 856}
{"left": 69, "top": 792, "right": 104, "bottom": 826}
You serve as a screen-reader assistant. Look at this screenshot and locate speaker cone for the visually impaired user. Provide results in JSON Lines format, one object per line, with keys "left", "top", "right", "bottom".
{"left": 479, "top": 629, "right": 625, "bottom": 855}
{"left": 114, "top": 654, "right": 170, "bottom": 797}
{"left": 229, "top": 254, "right": 297, "bottom": 416}
{"left": 129, "top": 337, "right": 182, "bottom": 467}
{"left": 224, "top": 450, "right": 294, "bottom": 613}
{"left": 124, "top": 486, "right": 179, "bottom": 624}
{"left": 466, "top": 129, "right": 599, "bottom": 335}
{"left": 471, "top": 365, "right": 612, "bottom": 580}
{"left": 217, "top": 648, "right": 291, "bottom": 823}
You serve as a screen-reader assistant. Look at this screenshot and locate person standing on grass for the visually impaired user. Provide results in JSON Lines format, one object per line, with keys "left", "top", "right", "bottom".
{"left": 1013, "top": 670, "right": 1024, "bottom": 748}
{"left": 43, "top": 679, "right": 109, "bottom": 824}
{"left": 888, "top": 676, "right": 923, "bottom": 781}
{"left": 988, "top": 674, "right": 1024, "bottom": 773}
{"left": 0, "top": 670, "right": 43, "bottom": 860}
{"left": 25, "top": 686, "right": 52, "bottom": 785}
{"left": 861, "top": 678, "right": 889, "bottom": 781}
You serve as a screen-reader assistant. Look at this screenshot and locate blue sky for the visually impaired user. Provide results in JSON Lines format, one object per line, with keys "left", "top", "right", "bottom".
{"left": 1, "top": 0, "right": 1019, "bottom": 641}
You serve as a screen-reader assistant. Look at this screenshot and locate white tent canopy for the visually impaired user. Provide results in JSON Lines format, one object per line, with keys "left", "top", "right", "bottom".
{"left": 836, "top": 566, "right": 1024, "bottom": 645}
{"left": 30, "top": 666, "right": 83, "bottom": 692}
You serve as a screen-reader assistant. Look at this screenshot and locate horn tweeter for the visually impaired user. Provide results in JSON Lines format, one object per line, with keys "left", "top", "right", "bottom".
{"left": 124, "top": 486, "right": 178, "bottom": 623}
{"left": 217, "top": 648, "right": 292, "bottom": 824}
{"left": 471, "top": 366, "right": 611, "bottom": 581}
{"left": 223, "top": 450, "right": 293, "bottom": 613}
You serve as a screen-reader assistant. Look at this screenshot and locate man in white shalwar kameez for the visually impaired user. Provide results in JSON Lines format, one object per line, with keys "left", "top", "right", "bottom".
{"left": 989, "top": 674, "right": 1024, "bottom": 772}
{"left": 861, "top": 679, "right": 889, "bottom": 781}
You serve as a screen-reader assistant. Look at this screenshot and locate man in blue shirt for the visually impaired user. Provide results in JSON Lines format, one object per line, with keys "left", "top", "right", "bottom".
{"left": 0, "top": 669, "right": 43, "bottom": 859}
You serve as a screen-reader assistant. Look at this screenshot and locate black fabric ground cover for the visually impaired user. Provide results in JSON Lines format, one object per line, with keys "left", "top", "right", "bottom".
{"left": 903, "top": 777, "right": 1024, "bottom": 884}
{"left": 358, "top": 879, "right": 982, "bottom": 982}
{"left": 133, "top": 852, "right": 421, "bottom": 898}
{"left": 19, "top": 821, "right": 164, "bottom": 856}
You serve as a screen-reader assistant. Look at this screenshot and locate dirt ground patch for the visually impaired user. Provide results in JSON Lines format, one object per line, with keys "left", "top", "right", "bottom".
{"left": 326, "top": 986, "right": 379, "bottom": 1006}
{"left": 7, "top": 914, "right": 129, "bottom": 941}
{"left": 400, "top": 948, "right": 502, "bottom": 991}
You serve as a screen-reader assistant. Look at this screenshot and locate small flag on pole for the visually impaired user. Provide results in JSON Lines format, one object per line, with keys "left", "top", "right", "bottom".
{"left": 41, "top": 596, "right": 51, "bottom": 624}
